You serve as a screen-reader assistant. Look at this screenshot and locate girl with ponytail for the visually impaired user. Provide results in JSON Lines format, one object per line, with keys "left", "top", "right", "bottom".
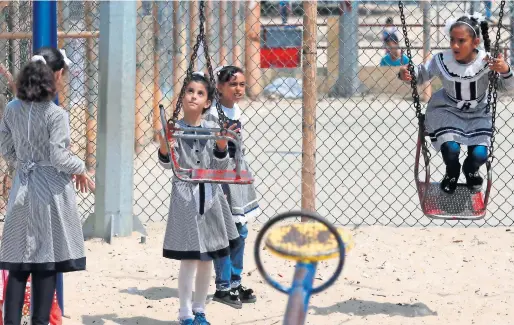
{"left": 398, "top": 14, "right": 513, "bottom": 194}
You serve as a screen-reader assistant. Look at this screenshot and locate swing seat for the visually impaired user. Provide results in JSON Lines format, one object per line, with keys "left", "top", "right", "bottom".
{"left": 159, "top": 105, "right": 255, "bottom": 185}
{"left": 264, "top": 223, "right": 354, "bottom": 263}
{"left": 415, "top": 115, "right": 492, "bottom": 221}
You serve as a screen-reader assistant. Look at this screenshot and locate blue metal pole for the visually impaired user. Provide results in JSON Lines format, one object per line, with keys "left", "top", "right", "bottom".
{"left": 32, "top": 0, "right": 64, "bottom": 316}
{"left": 282, "top": 262, "right": 317, "bottom": 325}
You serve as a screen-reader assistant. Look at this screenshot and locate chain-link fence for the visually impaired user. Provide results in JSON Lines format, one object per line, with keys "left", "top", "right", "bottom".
{"left": 0, "top": 1, "right": 513, "bottom": 227}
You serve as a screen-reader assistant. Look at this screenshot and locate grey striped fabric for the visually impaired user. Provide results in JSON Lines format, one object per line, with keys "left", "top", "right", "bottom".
{"left": 205, "top": 104, "right": 260, "bottom": 224}
{"left": 413, "top": 49, "right": 514, "bottom": 151}
{"left": 159, "top": 119, "right": 241, "bottom": 261}
{"left": 0, "top": 99, "right": 86, "bottom": 272}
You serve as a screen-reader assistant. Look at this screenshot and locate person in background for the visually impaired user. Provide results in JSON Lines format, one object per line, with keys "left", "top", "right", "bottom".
{"left": 380, "top": 34, "right": 410, "bottom": 67}
{"left": 382, "top": 17, "right": 398, "bottom": 45}
{"left": 279, "top": 1, "right": 290, "bottom": 25}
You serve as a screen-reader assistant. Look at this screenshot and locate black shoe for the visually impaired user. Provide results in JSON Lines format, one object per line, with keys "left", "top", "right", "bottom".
{"left": 440, "top": 174, "right": 458, "bottom": 194}
{"left": 440, "top": 163, "right": 460, "bottom": 194}
{"left": 232, "top": 285, "right": 257, "bottom": 303}
{"left": 463, "top": 162, "right": 483, "bottom": 193}
{"left": 213, "top": 290, "right": 242, "bottom": 309}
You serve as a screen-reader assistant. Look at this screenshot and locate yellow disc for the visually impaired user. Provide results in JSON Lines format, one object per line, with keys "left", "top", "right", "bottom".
{"left": 264, "top": 222, "right": 355, "bottom": 262}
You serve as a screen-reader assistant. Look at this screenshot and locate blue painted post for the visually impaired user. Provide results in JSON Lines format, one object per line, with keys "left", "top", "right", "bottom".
{"left": 32, "top": 0, "right": 64, "bottom": 316}
{"left": 282, "top": 263, "right": 317, "bottom": 325}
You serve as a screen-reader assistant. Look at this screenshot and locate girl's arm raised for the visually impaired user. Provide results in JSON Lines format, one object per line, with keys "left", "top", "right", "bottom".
{"left": 157, "top": 131, "right": 175, "bottom": 170}
{"left": 399, "top": 56, "right": 439, "bottom": 85}
{"left": 48, "top": 110, "right": 86, "bottom": 175}
{"left": 488, "top": 54, "right": 514, "bottom": 92}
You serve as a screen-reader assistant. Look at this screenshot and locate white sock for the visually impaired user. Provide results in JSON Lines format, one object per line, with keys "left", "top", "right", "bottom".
{"left": 178, "top": 260, "right": 198, "bottom": 320}
{"left": 192, "top": 260, "right": 213, "bottom": 314}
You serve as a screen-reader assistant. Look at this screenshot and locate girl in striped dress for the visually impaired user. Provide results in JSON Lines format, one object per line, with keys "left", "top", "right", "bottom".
{"left": 0, "top": 47, "right": 94, "bottom": 325}
{"left": 206, "top": 66, "right": 259, "bottom": 308}
{"left": 399, "top": 14, "right": 514, "bottom": 194}
{"left": 157, "top": 72, "right": 241, "bottom": 325}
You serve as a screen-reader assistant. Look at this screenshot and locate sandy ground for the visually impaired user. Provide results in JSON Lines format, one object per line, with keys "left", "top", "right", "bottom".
{"left": 45, "top": 222, "right": 514, "bottom": 325}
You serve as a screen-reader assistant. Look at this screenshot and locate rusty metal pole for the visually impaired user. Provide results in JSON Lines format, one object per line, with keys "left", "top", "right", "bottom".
{"left": 189, "top": 0, "right": 198, "bottom": 68}
{"left": 232, "top": 0, "right": 242, "bottom": 67}
{"left": 301, "top": 1, "right": 317, "bottom": 221}
{"left": 152, "top": 1, "right": 161, "bottom": 141}
{"left": 422, "top": 0, "right": 432, "bottom": 102}
{"left": 244, "top": 0, "right": 261, "bottom": 100}
{"left": 219, "top": 0, "right": 227, "bottom": 66}
{"left": 85, "top": 1, "right": 96, "bottom": 171}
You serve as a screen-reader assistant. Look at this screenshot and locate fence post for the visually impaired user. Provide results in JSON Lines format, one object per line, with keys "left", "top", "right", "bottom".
{"left": 219, "top": 1, "right": 227, "bottom": 66}
{"left": 189, "top": 0, "right": 198, "bottom": 67}
{"left": 422, "top": 0, "right": 432, "bottom": 102}
{"left": 302, "top": 1, "right": 317, "bottom": 221}
{"left": 232, "top": 0, "right": 243, "bottom": 67}
{"left": 32, "top": 0, "right": 64, "bottom": 315}
{"left": 511, "top": 1, "right": 514, "bottom": 66}
{"left": 244, "top": 0, "right": 262, "bottom": 100}
{"left": 152, "top": 1, "right": 161, "bottom": 141}
{"left": 335, "top": 1, "right": 359, "bottom": 97}
{"left": 469, "top": 1, "right": 476, "bottom": 15}
{"left": 84, "top": 1, "right": 96, "bottom": 172}
{"left": 82, "top": 0, "right": 146, "bottom": 243}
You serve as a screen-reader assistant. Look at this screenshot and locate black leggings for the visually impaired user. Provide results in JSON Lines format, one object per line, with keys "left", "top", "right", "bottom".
{"left": 440, "top": 141, "right": 488, "bottom": 172}
{"left": 4, "top": 271, "right": 57, "bottom": 325}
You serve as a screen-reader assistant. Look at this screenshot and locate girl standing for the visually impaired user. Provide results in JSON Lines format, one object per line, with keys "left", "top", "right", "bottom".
{"left": 0, "top": 47, "right": 94, "bottom": 325}
{"left": 157, "top": 72, "right": 241, "bottom": 325}
{"left": 206, "top": 66, "right": 260, "bottom": 308}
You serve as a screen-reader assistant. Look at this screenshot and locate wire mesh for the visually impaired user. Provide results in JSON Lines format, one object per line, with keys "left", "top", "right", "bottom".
{"left": 0, "top": 1, "right": 513, "bottom": 228}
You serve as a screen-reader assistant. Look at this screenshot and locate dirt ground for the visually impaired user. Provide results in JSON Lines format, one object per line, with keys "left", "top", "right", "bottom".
{"left": 46, "top": 222, "right": 514, "bottom": 325}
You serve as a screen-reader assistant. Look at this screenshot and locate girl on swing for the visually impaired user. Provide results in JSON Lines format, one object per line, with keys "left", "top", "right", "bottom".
{"left": 399, "top": 14, "right": 514, "bottom": 194}
{"left": 157, "top": 72, "right": 241, "bottom": 325}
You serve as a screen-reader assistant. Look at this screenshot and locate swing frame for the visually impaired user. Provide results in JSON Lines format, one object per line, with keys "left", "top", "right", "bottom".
{"left": 399, "top": 0, "right": 506, "bottom": 221}
{"left": 158, "top": 0, "right": 254, "bottom": 185}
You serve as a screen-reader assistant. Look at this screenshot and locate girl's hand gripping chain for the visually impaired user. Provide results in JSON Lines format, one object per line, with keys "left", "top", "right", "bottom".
{"left": 398, "top": 65, "right": 413, "bottom": 81}
{"left": 484, "top": 53, "right": 510, "bottom": 74}
{"left": 216, "top": 123, "right": 240, "bottom": 152}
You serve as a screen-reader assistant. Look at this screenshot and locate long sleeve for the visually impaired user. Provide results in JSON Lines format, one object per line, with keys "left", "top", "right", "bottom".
{"left": 0, "top": 106, "right": 16, "bottom": 164}
{"left": 414, "top": 56, "right": 440, "bottom": 85}
{"left": 158, "top": 146, "right": 173, "bottom": 170}
{"left": 496, "top": 64, "right": 514, "bottom": 92}
{"left": 48, "top": 110, "right": 86, "bottom": 175}
{"left": 211, "top": 145, "right": 229, "bottom": 170}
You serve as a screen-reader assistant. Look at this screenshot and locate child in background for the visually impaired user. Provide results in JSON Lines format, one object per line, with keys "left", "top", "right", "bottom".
{"left": 380, "top": 34, "right": 410, "bottom": 67}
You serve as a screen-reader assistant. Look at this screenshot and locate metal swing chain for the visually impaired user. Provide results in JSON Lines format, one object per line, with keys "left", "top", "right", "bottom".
{"left": 170, "top": 0, "right": 229, "bottom": 129}
{"left": 486, "top": 0, "right": 506, "bottom": 164}
{"left": 398, "top": 1, "right": 431, "bottom": 161}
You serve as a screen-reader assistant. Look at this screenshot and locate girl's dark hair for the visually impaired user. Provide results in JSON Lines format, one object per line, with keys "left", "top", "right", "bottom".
{"left": 16, "top": 47, "right": 67, "bottom": 102}
{"left": 188, "top": 72, "right": 214, "bottom": 114}
{"left": 216, "top": 66, "right": 244, "bottom": 85}
{"left": 451, "top": 16, "right": 491, "bottom": 52}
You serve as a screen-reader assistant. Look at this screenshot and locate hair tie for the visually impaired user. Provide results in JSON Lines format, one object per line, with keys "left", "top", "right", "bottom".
{"left": 59, "top": 49, "right": 72, "bottom": 67}
{"left": 192, "top": 71, "right": 205, "bottom": 78}
{"left": 213, "top": 65, "right": 227, "bottom": 77}
{"left": 31, "top": 55, "right": 46, "bottom": 65}
{"left": 444, "top": 13, "right": 486, "bottom": 37}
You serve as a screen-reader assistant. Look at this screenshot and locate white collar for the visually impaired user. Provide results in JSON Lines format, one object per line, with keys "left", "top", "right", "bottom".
{"left": 440, "top": 49, "right": 488, "bottom": 78}
{"left": 211, "top": 101, "right": 242, "bottom": 121}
